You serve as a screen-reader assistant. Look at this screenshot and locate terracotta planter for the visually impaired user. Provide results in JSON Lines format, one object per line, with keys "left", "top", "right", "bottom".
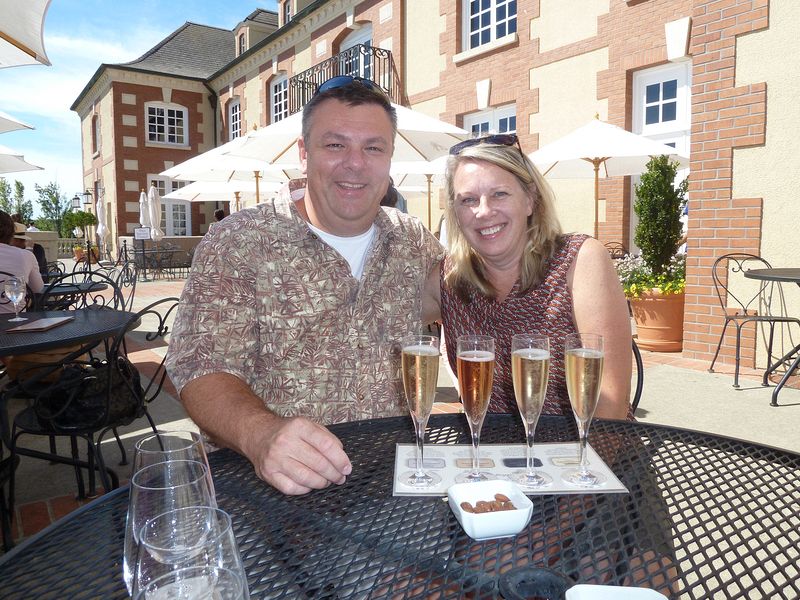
{"left": 73, "top": 248, "right": 84, "bottom": 261}
{"left": 629, "top": 289, "right": 685, "bottom": 352}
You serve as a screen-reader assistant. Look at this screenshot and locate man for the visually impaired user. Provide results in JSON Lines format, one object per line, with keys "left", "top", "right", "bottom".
{"left": 166, "top": 79, "right": 443, "bottom": 495}
{"left": 213, "top": 208, "right": 225, "bottom": 222}
{"left": 0, "top": 211, "right": 44, "bottom": 313}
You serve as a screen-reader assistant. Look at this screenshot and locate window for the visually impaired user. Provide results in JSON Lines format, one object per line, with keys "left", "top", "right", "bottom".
{"left": 633, "top": 63, "right": 690, "bottom": 139}
{"left": 151, "top": 178, "right": 190, "bottom": 236}
{"left": 283, "top": 1, "right": 292, "bottom": 26}
{"left": 463, "top": 105, "right": 516, "bottom": 137}
{"left": 271, "top": 77, "right": 289, "bottom": 123}
{"left": 229, "top": 99, "right": 241, "bottom": 140}
{"left": 146, "top": 103, "right": 187, "bottom": 146}
{"left": 238, "top": 33, "right": 246, "bottom": 56}
{"left": 340, "top": 26, "right": 373, "bottom": 80}
{"left": 91, "top": 115, "right": 100, "bottom": 154}
{"left": 464, "top": 0, "right": 517, "bottom": 51}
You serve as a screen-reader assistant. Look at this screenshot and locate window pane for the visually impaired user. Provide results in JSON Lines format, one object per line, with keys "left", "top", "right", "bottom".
{"left": 662, "top": 79, "right": 677, "bottom": 100}
{"left": 645, "top": 105, "right": 659, "bottom": 125}
{"left": 646, "top": 83, "right": 660, "bottom": 104}
{"left": 662, "top": 101, "right": 677, "bottom": 122}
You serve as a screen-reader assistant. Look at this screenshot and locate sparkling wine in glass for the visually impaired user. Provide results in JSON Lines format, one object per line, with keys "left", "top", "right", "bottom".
{"left": 562, "top": 333, "right": 606, "bottom": 487}
{"left": 123, "top": 460, "right": 215, "bottom": 595}
{"left": 4, "top": 276, "right": 27, "bottom": 322}
{"left": 399, "top": 334, "right": 441, "bottom": 488}
{"left": 455, "top": 334, "right": 495, "bottom": 483}
{"left": 510, "top": 334, "right": 553, "bottom": 489}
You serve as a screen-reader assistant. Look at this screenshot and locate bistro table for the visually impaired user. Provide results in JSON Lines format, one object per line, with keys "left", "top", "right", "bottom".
{"left": 32, "top": 280, "right": 110, "bottom": 311}
{"left": 744, "top": 268, "right": 800, "bottom": 405}
{"left": 0, "top": 414, "right": 797, "bottom": 599}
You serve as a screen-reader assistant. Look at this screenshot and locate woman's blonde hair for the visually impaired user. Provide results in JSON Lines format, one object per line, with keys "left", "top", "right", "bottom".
{"left": 443, "top": 142, "right": 563, "bottom": 300}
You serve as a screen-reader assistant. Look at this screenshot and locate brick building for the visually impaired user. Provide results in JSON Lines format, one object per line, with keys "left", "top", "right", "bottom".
{"left": 72, "top": 0, "right": 800, "bottom": 369}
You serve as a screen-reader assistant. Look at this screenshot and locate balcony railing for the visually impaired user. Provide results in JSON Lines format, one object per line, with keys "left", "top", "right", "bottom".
{"left": 288, "top": 44, "right": 400, "bottom": 114}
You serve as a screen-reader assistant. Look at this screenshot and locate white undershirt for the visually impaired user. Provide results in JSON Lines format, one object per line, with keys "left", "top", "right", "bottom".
{"left": 308, "top": 223, "right": 377, "bottom": 280}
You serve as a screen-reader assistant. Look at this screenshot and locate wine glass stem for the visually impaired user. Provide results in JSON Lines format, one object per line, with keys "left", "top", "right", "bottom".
{"left": 525, "top": 429, "right": 536, "bottom": 476}
{"left": 578, "top": 420, "right": 590, "bottom": 474}
{"left": 470, "top": 431, "right": 480, "bottom": 477}
{"left": 414, "top": 418, "right": 427, "bottom": 477}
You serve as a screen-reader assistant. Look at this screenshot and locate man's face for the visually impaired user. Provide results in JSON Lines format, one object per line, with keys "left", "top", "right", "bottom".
{"left": 299, "top": 98, "right": 394, "bottom": 236}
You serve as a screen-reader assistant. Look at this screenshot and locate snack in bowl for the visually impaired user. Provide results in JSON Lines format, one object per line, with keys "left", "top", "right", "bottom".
{"left": 447, "top": 480, "right": 533, "bottom": 540}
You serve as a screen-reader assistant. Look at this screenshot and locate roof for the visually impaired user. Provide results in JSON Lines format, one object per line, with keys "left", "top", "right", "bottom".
{"left": 244, "top": 8, "right": 279, "bottom": 27}
{"left": 118, "top": 22, "right": 234, "bottom": 79}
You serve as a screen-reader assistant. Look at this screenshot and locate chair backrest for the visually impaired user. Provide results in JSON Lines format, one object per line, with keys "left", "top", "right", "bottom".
{"left": 35, "top": 271, "right": 125, "bottom": 311}
{"left": 113, "top": 261, "right": 138, "bottom": 311}
{"left": 604, "top": 241, "right": 627, "bottom": 260}
{"left": 631, "top": 338, "right": 644, "bottom": 412}
{"left": 711, "top": 253, "right": 776, "bottom": 316}
{"left": 0, "top": 270, "right": 34, "bottom": 313}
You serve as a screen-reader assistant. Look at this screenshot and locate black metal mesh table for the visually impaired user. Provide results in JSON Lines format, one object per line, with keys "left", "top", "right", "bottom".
{"left": 0, "top": 415, "right": 797, "bottom": 599}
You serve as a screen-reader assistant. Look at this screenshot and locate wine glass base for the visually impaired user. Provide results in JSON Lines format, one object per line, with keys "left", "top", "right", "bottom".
{"left": 454, "top": 471, "right": 494, "bottom": 484}
{"left": 399, "top": 470, "right": 441, "bottom": 488}
{"left": 8, "top": 316, "right": 27, "bottom": 322}
{"left": 510, "top": 470, "right": 553, "bottom": 489}
{"left": 561, "top": 469, "right": 606, "bottom": 488}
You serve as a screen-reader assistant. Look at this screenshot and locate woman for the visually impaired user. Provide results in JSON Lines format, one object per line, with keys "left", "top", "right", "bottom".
{"left": 432, "top": 135, "right": 631, "bottom": 419}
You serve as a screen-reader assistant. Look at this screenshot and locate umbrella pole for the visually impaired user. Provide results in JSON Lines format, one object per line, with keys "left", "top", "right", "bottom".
{"left": 426, "top": 174, "right": 433, "bottom": 230}
{"left": 234, "top": 192, "right": 241, "bottom": 212}
{"left": 593, "top": 161, "right": 600, "bottom": 239}
{"left": 254, "top": 171, "right": 261, "bottom": 203}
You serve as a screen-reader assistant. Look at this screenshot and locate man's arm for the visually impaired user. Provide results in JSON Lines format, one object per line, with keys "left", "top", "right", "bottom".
{"left": 180, "top": 373, "right": 352, "bottom": 495}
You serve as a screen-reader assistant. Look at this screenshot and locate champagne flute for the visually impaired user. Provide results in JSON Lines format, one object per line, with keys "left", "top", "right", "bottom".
{"left": 123, "top": 460, "right": 215, "bottom": 595}
{"left": 133, "top": 430, "right": 216, "bottom": 500}
{"left": 135, "top": 506, "right": 249, "bottom": 599}
{"left": 510, "top": 334, "right": 553, "bottom": 489}
{"left": 134, "top": 566, "right": 245, "bottom": 600}
{"left": 4, "top": 276, "right": 27, "bottom": 322}
{"left": 561, "top": 333, "right": 606, "bottom": 487}
{"left": 455, "top": 334, "right": 495, "bottom": 483}
{"left": 398, "top": 334, "right": 441, "bottom": 488}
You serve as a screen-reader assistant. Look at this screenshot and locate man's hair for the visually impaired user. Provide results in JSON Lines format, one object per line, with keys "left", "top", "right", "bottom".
{"left": 301, "top": 80, "right": 397, "bottom": 142}
{"left": 443, "top": 142, "right": 563, "bottom": 301}
{"left": 214, "top": 209, "right": 225, "bottom": 221}
{"left": 0, "top": 211, "right": 15, "bottom": 244}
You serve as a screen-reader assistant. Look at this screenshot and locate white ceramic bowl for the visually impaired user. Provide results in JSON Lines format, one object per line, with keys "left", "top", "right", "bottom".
{"left": 447, "top": 480, "right": 533, "bottom": 541}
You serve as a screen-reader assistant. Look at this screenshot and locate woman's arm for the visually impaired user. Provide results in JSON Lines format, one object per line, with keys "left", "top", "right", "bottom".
{"left": 569, "top": 238, "right": 632, "bottom": 419}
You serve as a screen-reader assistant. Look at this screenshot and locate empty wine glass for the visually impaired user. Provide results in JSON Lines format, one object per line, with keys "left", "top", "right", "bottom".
{"left": 510, "top": 334, "right": 553, "bottom": 489}
{"left": 123, "top": 460, "right": 215, "bottom": 595}
{"left": 134, "top": 566, "right": 245, "bottom": 600}
{"left": 398, "top": 334, "right": 441, "bottom": 488}
{"left": 4, "top": 276, "right": 27, "bottom": 322}
{"left": 135, "top": 506, "right": 249, "bottom": 599}
{"left": 455, "top": 334, "right": 495, "bottom": 483}
{"left": 132, "top": 430, "right": 216, "bottom": 499}
{"left": 561, "top": 333, "right": 607, "bottom": 487}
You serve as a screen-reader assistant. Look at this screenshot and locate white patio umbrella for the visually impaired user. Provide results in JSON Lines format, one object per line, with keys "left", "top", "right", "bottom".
{"left": 95, "top": 193, "right": 108, "bottom": 247}
{"left": 390, "top": 156, "right": 448, "bottom": 229}
{"left": 0, "top": 0, "right": 52, "bottom": 69}
{"left": 529, "top": 118, "right": 689, "bottom": 238}
{"left": 163, "top": 180, "right": 282, "bottom": 212}
{"left": 160, "top": 133, "right": 300, "bottom": 203}
{"left": 0, "top": 144, "right": 42, "bottom": 174}
{"left": 0, "top": 110, "right": 33, "bottom": 134}
{"left": 224, "top": 103, "right": 468, "bottom": 165}
{"left": 147, "top": 184, "right": 164, "bottom": 242}
{"left": 138, "top": 190, "right": 150, "bottom": 228}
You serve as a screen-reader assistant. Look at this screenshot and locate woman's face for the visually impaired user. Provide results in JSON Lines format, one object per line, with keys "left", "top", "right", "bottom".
{"left": 452, "top": 159, "right": 534, "bottom": 273}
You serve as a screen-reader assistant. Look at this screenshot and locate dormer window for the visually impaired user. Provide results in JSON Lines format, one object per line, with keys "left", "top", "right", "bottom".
{"left": 283, "top": 1, "right": 292, "bottom": 26}
{"left": 238, "top": 32, "right": 246, "bottom": 56}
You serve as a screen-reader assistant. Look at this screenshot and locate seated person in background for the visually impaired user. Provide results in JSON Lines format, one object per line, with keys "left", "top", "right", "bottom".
{"left": 380, "top": 177, "right": 407, "bottom": 213}
{"left": 213, "top": 208, "right": 225, "bottom": 222}
{"left": 0, "top": 211, "right": 44, "bottom": 313}
{"left": 427, "top": 136, "right": 631, "bottom": 420}
{"left": 166, "top": 78, "right": 443, "bottom": 495}
{"left": 26, "top": 221, "right": 39, "bottom": 232}
{"left": 10, "top": 222, "right": 48, "bottom": 281}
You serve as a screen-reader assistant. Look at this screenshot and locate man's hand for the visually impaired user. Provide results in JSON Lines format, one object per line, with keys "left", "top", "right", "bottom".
{"left": 243, "top": 414, "right": 353, "bottom": 495}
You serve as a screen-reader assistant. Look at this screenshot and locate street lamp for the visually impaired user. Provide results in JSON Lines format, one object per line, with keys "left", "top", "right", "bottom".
{"left": 72, "top": 189, "right": 96, "bottom": 272}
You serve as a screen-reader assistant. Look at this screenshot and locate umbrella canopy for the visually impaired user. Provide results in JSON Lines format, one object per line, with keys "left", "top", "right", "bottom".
{"left": 147, "top": 185, "right": 164, "bottom": 242}
{"left": 224, "top": 103, "right": 468, "bottom": 165}
{"left": 0, "top": 110, "right": 33, "bottom": 134}
{"left": 163, "top": 180, "right": 282, "bottom": 212}
{"left": 138, "top": 190, "right": 150, "bottom": 229}
{"left": 390, "top": 156, "right": 448, "bottom": 228}
{"left": 95, "top": 194, "right": 108, "bottom": 244}
{"left": 529, "top": 118, "right": 688, "bottom": 238}
{"left": 0, "top": 0, "right": 52, "bottom": 69}
{"left": 0, "top": 144, "right": 42, "bottom": 174}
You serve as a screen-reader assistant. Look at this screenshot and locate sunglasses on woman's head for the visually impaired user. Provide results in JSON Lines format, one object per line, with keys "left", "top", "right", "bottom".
{"left": 449, "top": 133, "right": 523, "bottom": 156}
{"left": 315, "top": 75, "right": 385, "bottom": 96}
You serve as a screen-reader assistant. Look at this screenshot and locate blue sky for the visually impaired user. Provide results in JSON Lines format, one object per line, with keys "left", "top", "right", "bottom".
{"left": 0, "top": 0, "right": 277, "bottom": 211}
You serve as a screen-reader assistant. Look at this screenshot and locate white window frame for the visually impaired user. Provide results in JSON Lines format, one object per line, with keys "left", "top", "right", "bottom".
{"left": 145, "top": 102, "right": 188, "bottom": 147}
{"left": 229, "top": 99, "right": 241, "bottom": 141}
{"left": 462, "top": 0, "right": 517, "bottom": 52}
{"left": 463, "top": 105, "right": 516, "bottom": 137}
{"left": 149, "top": 177, "right": 191, "bottom": 236}
{"left": 238, "top": 32, "right": 246, "bottom": 56}
{"left": 340, "top": 26, "right": 373, "bottom": 80}
{"left": 270, "top": 77, "right": 289, "bottom": 124}
{"left": 282, "top": 0, "right": 292, "bottom": 26}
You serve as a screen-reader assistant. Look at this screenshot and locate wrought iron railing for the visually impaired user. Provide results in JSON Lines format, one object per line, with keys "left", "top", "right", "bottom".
{"left": 288, "top": 44, "right": 400, "bottom": 114}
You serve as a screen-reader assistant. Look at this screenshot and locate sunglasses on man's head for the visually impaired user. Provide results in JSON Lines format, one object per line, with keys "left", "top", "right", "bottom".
{"left": 315, "top": 75, "right": 385, "bottom": 96}
{"left": 449, "top": 133, "right": 523, "bottom": 156}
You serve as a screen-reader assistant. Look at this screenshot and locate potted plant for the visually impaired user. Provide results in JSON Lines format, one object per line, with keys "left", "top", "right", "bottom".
{"left": 617, "top": 155, "right": 688, "bottom": 351}
{"left": 72, "top": 244, "right": 85, "bottom": 261}
{"left": 64, "top": 211, "right": 99, "bottom": 263}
